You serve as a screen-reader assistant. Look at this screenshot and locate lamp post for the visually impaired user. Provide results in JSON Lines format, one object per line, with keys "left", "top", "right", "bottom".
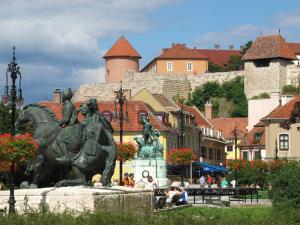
{"left": 232, "top": 126, "right": 238, "bottom": 188}
{"left": 2, "top": 47, "right": 24, "bottom": 214}
{"left": 113, "top": 81, "right": 129, "bottom": 186}
{"left": 275, "top": 140, "right": 278, "bottom": 162}
{"left": 176, "top": 104, "right": 185, "bottom": 186}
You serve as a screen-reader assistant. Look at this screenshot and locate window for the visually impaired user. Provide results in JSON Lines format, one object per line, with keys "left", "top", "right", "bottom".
{"left": 254, "top": 151, "right": 261, "bottom": 160}
{"left": 187, "top": 62, "right": 193, "bottom": 71}
{"left": 138, "top": 110, "right": 148, "bottom": 123}
{"left": 254, "top": 133, "right": 261, "bottom": 140}
{"left": 242, "top": 151, "right": 248, "bottom": 160}
{"left": 167, "top": 62, "right": 173, "bottom": 71}
{"left": 254, "top": 59, "right": 270, "bottom": 67}
{"left": 279, "top": 134, "right": 289, "bottom": 150}
{"left": 227, "top": 144, "right": 233, "bottom": 152}
{"left": 102, "top": 111, "right": 112, "bottom": 122}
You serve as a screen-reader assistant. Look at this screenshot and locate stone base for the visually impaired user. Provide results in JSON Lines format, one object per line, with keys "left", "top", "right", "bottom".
{"left": 132, "top": 159, "right": 169, "bottom": 187}
{"left": 0, "top": 186, "right": 153, "bottom": 216}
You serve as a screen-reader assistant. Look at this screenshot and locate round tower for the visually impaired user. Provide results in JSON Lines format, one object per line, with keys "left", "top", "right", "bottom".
{"left": 103, "top": 36, "right": 141, "bottom": 83}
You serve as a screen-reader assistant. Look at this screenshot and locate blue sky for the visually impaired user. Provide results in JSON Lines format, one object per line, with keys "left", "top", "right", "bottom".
{"left": 0, "top": 0, "right": 299, "bottom": 103}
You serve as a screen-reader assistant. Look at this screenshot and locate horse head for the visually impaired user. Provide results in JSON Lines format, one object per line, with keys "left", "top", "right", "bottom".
{"left": 17, "top": 104, "right": 59, "bottom": 131}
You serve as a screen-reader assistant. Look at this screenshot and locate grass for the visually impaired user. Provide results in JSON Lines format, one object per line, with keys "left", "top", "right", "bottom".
{"left": 0, "top": 207, "right": 299, "bottom": 225}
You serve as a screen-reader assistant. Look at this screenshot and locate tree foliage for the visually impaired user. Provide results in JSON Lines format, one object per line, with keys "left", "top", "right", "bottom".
{"left": 208, "top": 41, "right": 252, "bottom": 72}
{"left": 282, "top": 85, "right": 299, "bottom": 95}
{"left": 191, "top": 76, "right": 248, "bottom": 117}
{"left": 167, "top": 148, "right": 195, "bottom": 165}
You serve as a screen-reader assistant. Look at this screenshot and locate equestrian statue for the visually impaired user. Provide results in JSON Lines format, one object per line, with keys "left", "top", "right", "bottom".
{"left": 16, "top": 88, "right": 117, "bottom": 187}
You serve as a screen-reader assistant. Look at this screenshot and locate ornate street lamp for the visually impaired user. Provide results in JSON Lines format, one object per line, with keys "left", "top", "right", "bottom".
{"left": 2, "top": 47, "right": 24, "bottom": 214}
{"left": 113, "top": 81, "right": 129, "bottom": 185}
{"left": 232, "top": 126, "right": 238, "bottom": 188}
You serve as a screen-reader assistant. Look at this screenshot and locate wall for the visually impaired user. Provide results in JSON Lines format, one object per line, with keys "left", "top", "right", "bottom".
{"left": 105, "top": 57, "right": 139, "bottom": 83}
{"left": 156, "top": 59, "right": 208, "bottom": 74}
{"left": 265, "top": 122, "right": 300, "bottom": 159}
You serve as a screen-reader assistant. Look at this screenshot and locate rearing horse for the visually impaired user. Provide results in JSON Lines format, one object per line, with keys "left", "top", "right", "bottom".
{"left": 17, "top": 104, "right": 117, "bottom": 187}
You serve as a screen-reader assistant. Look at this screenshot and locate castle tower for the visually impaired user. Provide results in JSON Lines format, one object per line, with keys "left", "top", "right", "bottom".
{"left": 103, "top": 36, "right": 141, "bottom": 83}
{"left": 242, "top": 35, "right": 297, "bottom": 99}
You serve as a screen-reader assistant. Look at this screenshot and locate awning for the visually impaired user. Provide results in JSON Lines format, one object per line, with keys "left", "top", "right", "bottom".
{"left": 193, "top": 161, "right": 227, "bottom": 172}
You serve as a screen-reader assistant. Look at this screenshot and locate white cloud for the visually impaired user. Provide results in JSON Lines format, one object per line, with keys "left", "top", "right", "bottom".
{"left": 274, "top": 10, "right": 300, "bottom": 27}
{"left": 0, "top": 0, "right": 177, "bottom": 103}
{"left": 195, "top": 24, "right": 274, "bottom": 49}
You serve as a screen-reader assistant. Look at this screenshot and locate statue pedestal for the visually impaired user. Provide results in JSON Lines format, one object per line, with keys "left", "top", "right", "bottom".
{"left": 0, "top": 186, "right": 153, "bottom": 216}
{"left": 131, "top": 159, "right": 169, "bottom": 187}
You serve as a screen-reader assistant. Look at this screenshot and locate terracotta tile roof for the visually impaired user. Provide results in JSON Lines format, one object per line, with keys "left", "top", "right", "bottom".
{"left": 181, "top": 105, "right": 211, "bottom": 127}
{"left": 211, "top": 118, "right": 248, "bottom": 139}
{"left": 242, "top": 35, "right": 297, "bottom": 61}
{"left": 287, "top": 42, "right": 300, "bottom": 54}
{"left": 157, "top": 43, "right": 208, "bottom": 60}
{"left": 103, "top": 36, "right": 141, "bottom": 58}
{"left": 263, "top": 94, "right": 300, "bottom": 119}
{"left": 152, "top": 94, "right": 179, "bottom": 112}
{"left": 238, "top": 122, "right": 265, "bottom": 148}
{"left": 39, "top": 100, "right": 168, "bottom": 132}
{"left": 196, "top": 49, "right": 241, "bottom": 66}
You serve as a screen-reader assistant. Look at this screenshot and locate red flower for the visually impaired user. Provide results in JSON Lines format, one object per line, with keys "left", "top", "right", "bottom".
{"left": 117, "top": 142, "right": 137, "bottom": 161}
{"left": 167, "top": 148, "right": 195, "bottom": 165}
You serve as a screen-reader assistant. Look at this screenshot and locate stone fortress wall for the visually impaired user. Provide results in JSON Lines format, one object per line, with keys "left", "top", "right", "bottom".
{"left": 73, "top": 70, "right": 243, "bottom": 102}
{"left": 73, "top": 63, "right": 300, "bottom": 102}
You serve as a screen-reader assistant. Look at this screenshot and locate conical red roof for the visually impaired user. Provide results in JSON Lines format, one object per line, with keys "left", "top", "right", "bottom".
{"left": 103, "top": 36, "right": 141, "bottom": 58}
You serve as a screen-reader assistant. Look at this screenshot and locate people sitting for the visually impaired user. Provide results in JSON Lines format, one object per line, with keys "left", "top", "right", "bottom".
{"left": 122, "top": 172, "right": 129, "bottom": 186}
{"left": 128, "top": 173, "right": 135, "bottom": 187}
{"left": 177, "top": 187, "right": 188, "bottom": 205}
{"left": 221, "top": 177, "right": 229, "bottom": 188}
{"left": 165, "top": 186, "right": 181, "bottom": 204}
{"left": 146, "top": 176, "right": 157, "bottom": 189}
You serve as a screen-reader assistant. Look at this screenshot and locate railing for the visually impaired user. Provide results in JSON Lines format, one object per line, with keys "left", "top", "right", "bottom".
{"left": 154, "top": 188, "right": 259, "bottom": 204}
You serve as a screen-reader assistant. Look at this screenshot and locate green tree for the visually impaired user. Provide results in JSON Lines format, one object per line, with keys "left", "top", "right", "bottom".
{"left": 240, "top": 40, "right": 253, "bottom": 55}
{"left": 225, "top": 55, "right": 242, "bottom": 71}
{"left": 282, "top": 85, "right": 299, "bottom": 95}
{"left": 191, "top": 76, "right": 248, "bottom": 117}
{"left": 208, "top": 61, "right": 224, "bottom": 72}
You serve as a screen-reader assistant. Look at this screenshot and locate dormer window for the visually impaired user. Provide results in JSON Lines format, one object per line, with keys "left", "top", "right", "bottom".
{"left": 102, "top": 111, "right": 112, "bottom": 122}
{"left": 138, "top": 110, "right": 148, "bottom": 123}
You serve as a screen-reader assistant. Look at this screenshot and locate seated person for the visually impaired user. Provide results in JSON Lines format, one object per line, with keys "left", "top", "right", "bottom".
{"left": 128, "top": 173, "right": 135, "bottom": 187}
{"left": 122, "top": 172, "right": 129, "bottom": 186}
{"left": 166, "top": 186, "right": 180, "bottom": 203}
{"left": 177, "top": 187, "right": 188, "bottom": 205}
{"left": 146, "top": 176, "right": 157, "bottom": 189}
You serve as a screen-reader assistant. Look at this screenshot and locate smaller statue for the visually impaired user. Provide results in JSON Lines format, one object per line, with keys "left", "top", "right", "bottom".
{"left": 141, "top": 117, "right": 153, "bottom": 146}
{"left": 134, "top": 119, "right": 164, "bottom": 159}
{"left": 56, "top": 88, "right": 81, "bottom": 163}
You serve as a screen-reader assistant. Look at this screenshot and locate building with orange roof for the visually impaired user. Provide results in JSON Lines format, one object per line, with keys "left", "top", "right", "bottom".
{"left": 238, "top": 121, "right": 265, "bottom": 161}
{"left": 103, "top": 36, "right": 141, "bottom": 83}
{"left": 211, "top": 117, "right": 248, "bottom": 160}
{"left": 261, "top": 94, "right": 300, "bottom": 160}
{"left": 141, "top": 43, "right": 241, "bottom": 75}
{"left": 141, "top": 43, "right": 208, "bottom": 74}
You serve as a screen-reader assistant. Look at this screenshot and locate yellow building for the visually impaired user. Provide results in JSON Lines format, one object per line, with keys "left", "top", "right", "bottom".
{"left": 141, "top": 43, "right": 208, "bottom": 74}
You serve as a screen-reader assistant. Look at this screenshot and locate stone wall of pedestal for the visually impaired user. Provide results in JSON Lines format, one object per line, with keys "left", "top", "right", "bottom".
{"left": 131, "top": 159, "right": 169, "bottom": 187}
{"left": 0, "top": 186, "right": 153, "bottom": 216}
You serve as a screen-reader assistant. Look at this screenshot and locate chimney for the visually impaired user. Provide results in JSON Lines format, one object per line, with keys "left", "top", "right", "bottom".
{"left": 204, "top": 101, "right": 212, "bottom": 120}
{"left": 53, "top": 89, "right": 61, "bottom": 103}
{"left": 214, "top": 44, "right": 220, "bottom": 50}
{"left": 229, "top": 45, "right": 234, "bottom": 50}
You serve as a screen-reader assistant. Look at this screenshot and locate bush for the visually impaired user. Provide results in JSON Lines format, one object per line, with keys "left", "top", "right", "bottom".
{"left": 282, "top": 85, "right": 299, "bottom": 95}
{"left": 269, "top": 161, "right": 300, "bottom": 209}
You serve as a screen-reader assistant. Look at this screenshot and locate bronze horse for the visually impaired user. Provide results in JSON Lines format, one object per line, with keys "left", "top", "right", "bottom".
{"left": 17, "top": 104, "right": 117, "bottom": 187}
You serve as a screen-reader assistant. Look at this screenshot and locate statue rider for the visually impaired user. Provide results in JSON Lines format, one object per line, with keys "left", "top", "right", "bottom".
{"left": 141, "top": 117, "right": 153, "bottom": 146}
{"left": 56, "top": 88, "right": 79, "bottom": 162}
{"left": 86, "top": 98, "right": 114, "bottom": 134}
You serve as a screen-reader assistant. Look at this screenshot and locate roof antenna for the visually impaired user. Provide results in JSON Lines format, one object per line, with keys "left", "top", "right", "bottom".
{"left": 278, "top": 29, "right": 281, "bottom": 35}
{"left": 121, "top": 29, "right": 124, "bottom": 37}
{"left": 260, "top": 32, "right": 262, "bottom": 36}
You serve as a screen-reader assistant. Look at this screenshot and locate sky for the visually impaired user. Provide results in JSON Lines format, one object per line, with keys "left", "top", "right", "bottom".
{"left": 0, "top": 0, "right": 299, "bottom": 103}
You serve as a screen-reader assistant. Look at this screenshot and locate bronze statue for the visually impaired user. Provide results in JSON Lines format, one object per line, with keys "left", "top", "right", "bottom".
{"left": 16, "top": 94, "right": 117, "bottom": 187}
{"left": 141, "top": 117, "right": 153, "bottom": 146}
{"left": 56, "top": 88, "right": 81, "bottom": 163}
